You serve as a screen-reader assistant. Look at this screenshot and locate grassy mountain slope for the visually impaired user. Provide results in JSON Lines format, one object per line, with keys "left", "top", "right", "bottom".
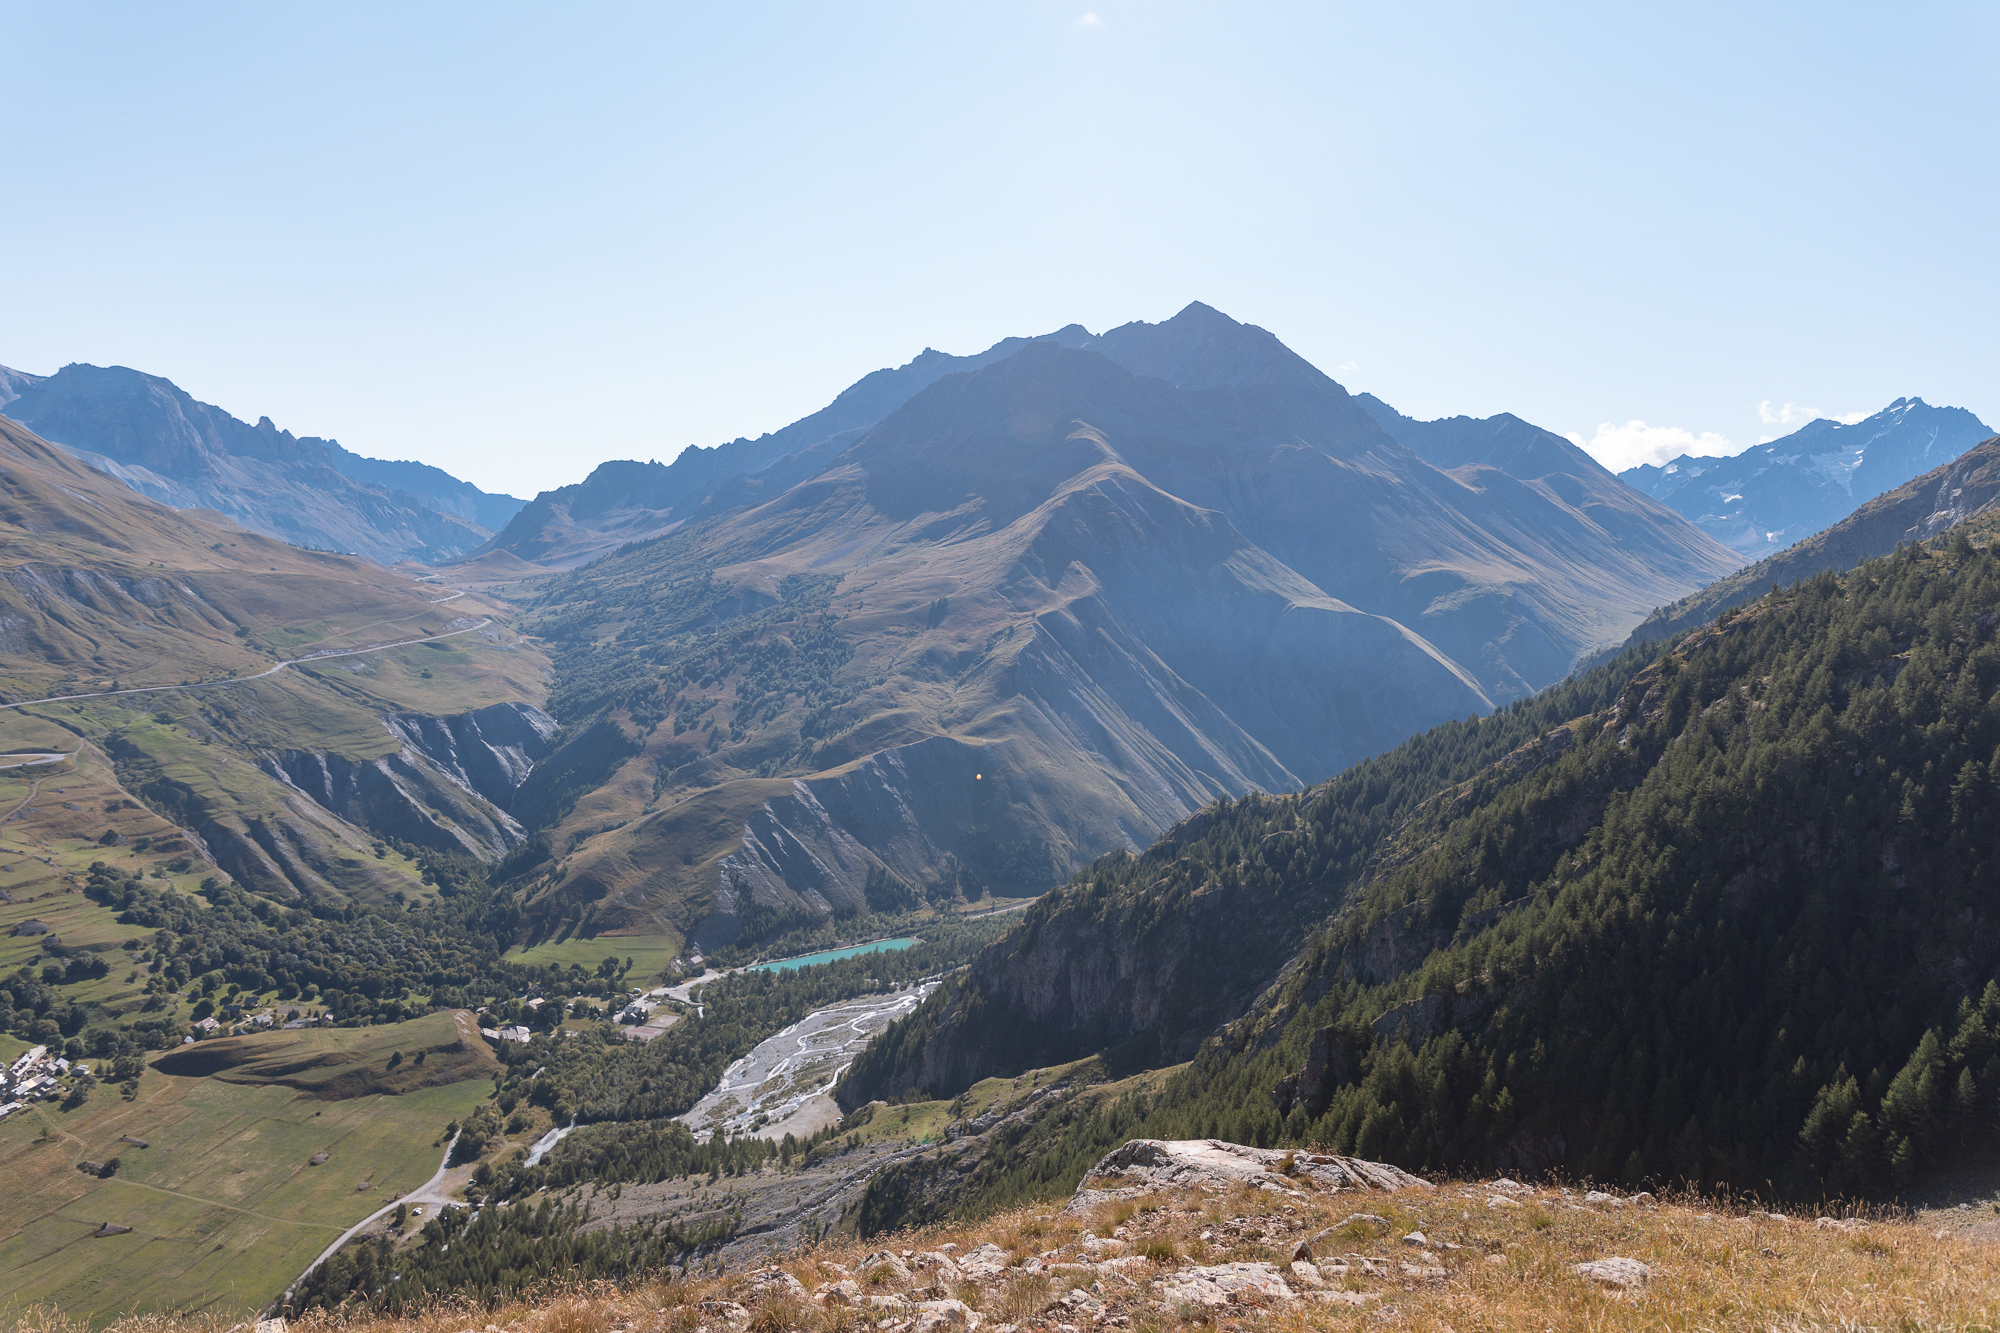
{"left": 0, "top": 414, "right": 462, "bottom": 698}
{"left": 0, "top": 1012, "right": 496, "bottom": 1325}
{"left": 0, "top": 413, "right": 553, "bottom": 902}
{"left": 848, "top": 532, "right": 2000, "bottom": 1202}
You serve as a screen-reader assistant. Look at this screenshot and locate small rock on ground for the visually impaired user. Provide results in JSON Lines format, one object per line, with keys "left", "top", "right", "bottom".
{"left": 1155, "top": 1261, "right": 1296, "bottom": 1309}
{"left": 1573, "top": 1257, "right": 1653, "bottom": 1288}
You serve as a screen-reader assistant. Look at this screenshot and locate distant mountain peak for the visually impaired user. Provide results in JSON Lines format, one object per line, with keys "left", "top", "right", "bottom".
{"left": 1164, "top": 299, "right": 1234, "bottom": 325}
{"left": 1355, "top": 392, "right": 1618, "bottom": 484}
{"left": 2, "top": 362, "right": 521, "bottom": 560}
{"left": 1619, "top": 396, "right": 1994, "bottom": 559}
{"left": 1087, "top": 302, "right": 1309, "bottom": 394}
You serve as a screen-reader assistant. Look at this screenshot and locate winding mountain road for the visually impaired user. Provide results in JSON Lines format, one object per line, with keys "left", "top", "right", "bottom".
{"left": 0, "top": 753, "right": 67, "bottom": 770}
{"left": 0, "top": 618, "right": 493, "bottom": 712}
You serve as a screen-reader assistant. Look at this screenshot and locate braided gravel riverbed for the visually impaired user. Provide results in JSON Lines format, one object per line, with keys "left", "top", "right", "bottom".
{"left": 678, "top": 981, "right": 937, "bottom": 1141}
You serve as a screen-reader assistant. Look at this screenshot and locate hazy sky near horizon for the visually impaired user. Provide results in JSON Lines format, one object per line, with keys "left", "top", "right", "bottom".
{"left": 2, "top": 2, "right": 1995, "bottom": 498}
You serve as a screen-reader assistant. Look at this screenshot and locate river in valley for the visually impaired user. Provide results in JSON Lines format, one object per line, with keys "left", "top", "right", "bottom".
{"left": 678, "top": 981, "right": 936, "bottom": 1140}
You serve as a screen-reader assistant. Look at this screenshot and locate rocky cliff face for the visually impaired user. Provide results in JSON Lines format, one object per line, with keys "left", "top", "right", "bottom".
{"left": 264, "top": 702, "right": 557, "bottom": 859}
{"left": 383, "top": 701, "right": 558, "bottom": 806}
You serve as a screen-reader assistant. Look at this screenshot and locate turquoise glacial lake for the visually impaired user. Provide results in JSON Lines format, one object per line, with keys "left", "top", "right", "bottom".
{"left": 751, "top": 937, "right": 920, "bottom": 973}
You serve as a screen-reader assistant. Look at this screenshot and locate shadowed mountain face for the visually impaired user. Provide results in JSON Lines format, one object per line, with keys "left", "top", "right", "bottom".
{"left": 1619, "top": 397, "right": 1994, "bottom": 559}
{"left": 1356, "top": 393, "right": 1603, "bottom": 480}
{"left": 0, "top": 363, "right": 520, "bottom": 563}
{"left": 512, "top": 305, "right": 1742, "bottom": 951}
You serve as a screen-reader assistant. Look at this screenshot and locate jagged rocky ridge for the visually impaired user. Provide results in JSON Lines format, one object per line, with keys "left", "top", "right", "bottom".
{"left": 1619, "top": 397, "right": 1993, "bottom": 559}
{"left": 0, "top": 362, "right": 518, "bottom": 562}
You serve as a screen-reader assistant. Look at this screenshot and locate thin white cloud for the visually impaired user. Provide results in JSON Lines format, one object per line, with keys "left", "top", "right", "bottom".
{"left": 1566, "top": 420, "right": 1743, "bottom": 473}
{"left": 1758, "top": 400, "right": 1813, "bottom": 427}
{"left": 1077, "top": 11, "right": 1103, "bottom": 26}
{"left": 1758, "top": 400, "right": 1868, "bottom": 428}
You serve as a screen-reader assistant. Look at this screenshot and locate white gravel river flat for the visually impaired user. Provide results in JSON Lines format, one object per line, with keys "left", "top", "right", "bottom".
{"left": 678, "top": 982, "right": 936, "bottom": 1139}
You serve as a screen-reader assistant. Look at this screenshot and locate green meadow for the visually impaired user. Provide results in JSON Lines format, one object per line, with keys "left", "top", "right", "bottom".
{"left": 0, "top": 1013, "right": 495, "bottom": 1327}
{"left": 501, "top": 931, "right": 684, "bottom": 987}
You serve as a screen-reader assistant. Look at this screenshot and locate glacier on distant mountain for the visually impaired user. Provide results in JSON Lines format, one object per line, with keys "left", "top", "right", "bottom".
{"left": 1619, "top": 397, "right": 1993, "bottom": 559}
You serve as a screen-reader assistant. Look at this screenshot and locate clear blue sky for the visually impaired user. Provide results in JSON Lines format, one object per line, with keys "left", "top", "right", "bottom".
{"left": 2, "top": 2, "right": 1994, "bottom": 497}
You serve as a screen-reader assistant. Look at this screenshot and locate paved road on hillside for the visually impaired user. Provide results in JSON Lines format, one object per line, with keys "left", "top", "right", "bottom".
{"left": 0, "top": 618, "right": 493, "bottom": 712}
{"left": 961, "top": 897, "right": 1038, "bottom": 920}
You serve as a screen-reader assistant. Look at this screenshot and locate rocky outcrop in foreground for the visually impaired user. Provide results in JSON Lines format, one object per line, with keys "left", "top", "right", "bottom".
{"left": 350, "top": 1137, "right": 1991, "bottom": 1333}
{"left": 1064, "top": 1137, "right": 1429, "bottom": 1213}
{"left": 46, "top": 1136, "right": 1989, "bottom": 1333}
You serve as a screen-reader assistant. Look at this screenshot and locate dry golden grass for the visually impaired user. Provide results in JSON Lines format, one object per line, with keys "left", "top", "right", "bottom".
{"left": 8, "top": 1175, "right": 1996, "bottom": 1333}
